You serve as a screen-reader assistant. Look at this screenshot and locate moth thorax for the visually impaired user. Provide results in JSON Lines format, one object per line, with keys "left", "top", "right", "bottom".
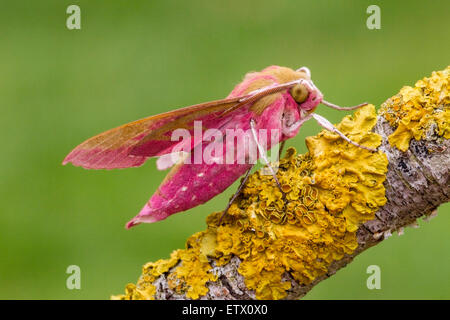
{"left": 290, "top": 83, "right": 309, "bottom": 104}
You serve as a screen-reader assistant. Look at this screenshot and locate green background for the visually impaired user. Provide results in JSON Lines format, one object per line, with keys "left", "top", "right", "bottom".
{"left": 0, "top": 0, "right": 449, "bottom": 299}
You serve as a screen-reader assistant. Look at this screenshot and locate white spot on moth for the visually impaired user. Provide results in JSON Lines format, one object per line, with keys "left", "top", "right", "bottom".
{"left": 191, "top": 195, "right": 197, "bottom": 201}
{"left": 181, "top": 186, "right": 188, "bottom": 191}
{"left": 197, "top": 173, "right": 204, "bottom": 177}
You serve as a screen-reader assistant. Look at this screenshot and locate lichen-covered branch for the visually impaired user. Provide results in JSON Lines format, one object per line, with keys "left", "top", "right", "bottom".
{"left": 113, "top": 67, "right": 449, "bottom": 300}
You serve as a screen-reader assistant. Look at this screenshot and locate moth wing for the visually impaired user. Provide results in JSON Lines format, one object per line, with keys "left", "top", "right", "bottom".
{"left": 63, "top": 97, "right": 243, "bottom": 169}
{"left": 63, "top": 80, "right": 300, "bottom": 170}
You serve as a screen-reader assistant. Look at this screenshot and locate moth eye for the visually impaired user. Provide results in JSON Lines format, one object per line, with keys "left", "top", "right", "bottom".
{"left": 290, "top": 83, "right": 309, "bottom": 104}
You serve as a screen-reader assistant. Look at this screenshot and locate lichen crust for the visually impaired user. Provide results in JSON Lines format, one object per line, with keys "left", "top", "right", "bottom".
{"left": 380, "top": 66, "right": 449, "bottom": 152}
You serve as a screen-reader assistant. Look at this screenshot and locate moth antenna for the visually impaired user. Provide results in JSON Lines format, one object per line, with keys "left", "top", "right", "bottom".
{"left": 322, "top": 100, "right": 368, "bottom": 111}
{"left": 296, "top": 66, "right": 311, "bottom": 78}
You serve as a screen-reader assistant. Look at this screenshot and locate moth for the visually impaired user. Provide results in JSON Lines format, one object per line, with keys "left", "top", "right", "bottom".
{"left": 63, "top": 65, "right": 374, "bottom": 228}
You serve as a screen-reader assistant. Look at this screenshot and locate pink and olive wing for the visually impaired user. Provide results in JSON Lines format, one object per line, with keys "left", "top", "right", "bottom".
{"left": 62, "top": 97, "right": 243, "bottom": 169}
{"left": 63, "top": 75, "right": 303, "bottom": 170}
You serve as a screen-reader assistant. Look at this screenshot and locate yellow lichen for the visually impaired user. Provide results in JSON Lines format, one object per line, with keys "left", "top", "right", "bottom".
{"left": 172, "top": 232, "right": 218, "bottom": 299}
{"left": 112, "top": 232, "right": 217, "bottom": 300}
{"left": 115, "top": 104, "right": 389, "bottom": 300}
{"left": 380, "top": 66, "right": 449, "bottom": 151}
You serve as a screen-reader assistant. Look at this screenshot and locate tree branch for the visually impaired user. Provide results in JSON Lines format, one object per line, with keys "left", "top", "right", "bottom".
{"left": 113, "top": 67, "right": 449, "bottom": 300}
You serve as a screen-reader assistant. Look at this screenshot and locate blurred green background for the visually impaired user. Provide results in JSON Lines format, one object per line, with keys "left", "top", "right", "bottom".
{"left": 0, "top": 0, "right": 449, "bottom": 299}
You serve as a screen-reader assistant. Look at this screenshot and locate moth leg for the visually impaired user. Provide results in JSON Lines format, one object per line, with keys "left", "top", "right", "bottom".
{"left": 218, "top": 165, "right": 254, "bottom": 224}
{"left": 311, "top": 113, "right": 377, "bottom": 152}
{"left": 283, "top": 112, "right": 313, "bottom": 136}
{"left": 250, "top": 119, "right": 283, "bottom": 192}
{"left": 278, "top": 140, "right": 286, "bottom": 159}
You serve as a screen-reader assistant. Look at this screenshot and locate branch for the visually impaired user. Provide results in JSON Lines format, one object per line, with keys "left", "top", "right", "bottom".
{"left": 113, "top": 67, "right": 449, "bottom": 300}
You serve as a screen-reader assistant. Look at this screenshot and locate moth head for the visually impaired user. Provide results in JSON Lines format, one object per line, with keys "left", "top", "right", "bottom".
{"left": 291, "top": 78, "right": 323, "bottom": 112}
